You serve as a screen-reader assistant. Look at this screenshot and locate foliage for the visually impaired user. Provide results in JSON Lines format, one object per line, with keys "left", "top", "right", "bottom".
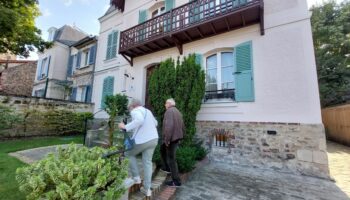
{"left": 148, "top": 58, "right": 176, "bottom": 129}
{"left": 311, "top": 1, "right": 350, "bottom": 107}
{"left": 174, "top": 54, "right": 206, "bottom": 145}
{"left": 0, "top": 0, "right": 52, "bottom": 57}
{"left": 0, "top": 104, "right": 21, "bottom": 130}
{"left": 16, "top": 144, "right": 128, "bottom": 200}
{"left": 0, "top": 135, "right": 83, "bottom": 200}
{"left": 152, "top": 143, "right": 207, "bottom": 173}
{"left": 103, "top": 94, "right": 129, "bottom": 146}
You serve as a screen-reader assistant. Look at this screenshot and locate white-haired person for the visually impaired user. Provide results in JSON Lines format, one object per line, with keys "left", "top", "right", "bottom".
{"left": 118, "top": 99, "right": 159, "bottom": 197}
{"left": 161, "top": 98, "right": 185, "bottom": 187}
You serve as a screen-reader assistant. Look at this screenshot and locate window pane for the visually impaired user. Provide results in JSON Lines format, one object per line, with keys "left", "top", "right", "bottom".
{"left": 206, "top": 84, "right": 217, "bottom": 91}
{"left": 222, "top": 82, "right": 234, "bottom": 90}
{"left": 206, "top": 69, "right": 217, "bottom": 84}
{"left": 221, "top": 52, "right": 233, "bottom": 67}
{"left": 221, "top": 66, "right": 234, "bottom": 87}
{"left": 206, "top": 54, "right": 217, "bottom": 69}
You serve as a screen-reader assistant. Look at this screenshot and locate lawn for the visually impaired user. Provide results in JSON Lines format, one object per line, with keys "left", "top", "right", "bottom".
{"left": 0, "top": 135, "right": 83, "bottom": 200}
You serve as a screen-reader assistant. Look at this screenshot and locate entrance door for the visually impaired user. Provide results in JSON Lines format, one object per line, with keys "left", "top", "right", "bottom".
{"left": 145, "top": 64, "right": 158, "bottom": 110}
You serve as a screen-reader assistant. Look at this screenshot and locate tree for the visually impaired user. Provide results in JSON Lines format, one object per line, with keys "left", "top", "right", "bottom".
{"left": 175, "top": 54, "right": 205, "bottom": 145}
{"left": 311, "top": 1, "right": 350, "bottom": 107}
{"left": 103, "top": 94, "right": 129, "bottom": 146}
{"left": 0, "top": 0, "right": 51, "bottom": 57}
{"left": 148, "top": 58, "right": 176, "bottom": 129}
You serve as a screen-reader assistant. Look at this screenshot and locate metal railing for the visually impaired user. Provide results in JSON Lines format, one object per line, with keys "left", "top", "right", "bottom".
{"left": 204, "top": 89, "right": 235, "bottom": 101}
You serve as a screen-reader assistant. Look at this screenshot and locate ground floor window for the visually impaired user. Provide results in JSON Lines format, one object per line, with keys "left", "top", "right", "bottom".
{"left": 205, "top": 51, "right": 235, "bottom": 102}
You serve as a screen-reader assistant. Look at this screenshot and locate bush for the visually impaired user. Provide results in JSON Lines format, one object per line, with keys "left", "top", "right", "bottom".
{"left": 0, "top": 103, "right": 21, "bottom": 130}
{"left": 152, "top": 143, "right": 207, "bottom": 173}
{"left": 16, "top": 144, "right": 128, "bottom": 200}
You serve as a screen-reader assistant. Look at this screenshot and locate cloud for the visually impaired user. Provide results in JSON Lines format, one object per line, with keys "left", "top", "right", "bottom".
{"left": 62, "top": 0, "right": 93, "bottom": 6}
{"left": 42, "top": 8, "right": 52, "bottom": 17}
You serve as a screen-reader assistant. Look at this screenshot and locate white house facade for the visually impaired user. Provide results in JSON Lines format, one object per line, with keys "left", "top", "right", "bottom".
{"left": 92, "top": 0, "right": 329, "bottom": 178}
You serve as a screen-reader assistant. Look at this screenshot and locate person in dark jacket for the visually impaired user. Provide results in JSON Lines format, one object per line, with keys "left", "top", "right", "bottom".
{"left": 161, "top": 98, "right": 185, "bottom": 187}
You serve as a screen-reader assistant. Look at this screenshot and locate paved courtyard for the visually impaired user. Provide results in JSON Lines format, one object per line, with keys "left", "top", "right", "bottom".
{"left": 175, "top": 141, "right": 350, "bottom": 200}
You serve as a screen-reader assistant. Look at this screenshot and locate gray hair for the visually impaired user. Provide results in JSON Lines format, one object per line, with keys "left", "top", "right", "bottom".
{"left": 166, "top": 98, "right": 176, "bottom": 106}
{"left": 129, "top": 98, "right": 142, "bottom": 109}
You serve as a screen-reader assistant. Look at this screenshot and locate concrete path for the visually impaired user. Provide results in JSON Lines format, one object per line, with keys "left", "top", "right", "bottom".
{"left": 327, "top": 141, "right": 350, "bottom": 197}
{"left": 9, "top": 144, "right": 82, "bottom": 164}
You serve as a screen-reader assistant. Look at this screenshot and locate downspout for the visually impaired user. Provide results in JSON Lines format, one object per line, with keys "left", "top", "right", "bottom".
{"left": 89, "top": 38, "right": 98, "bottom": 103}
{"left": 65, "top": 47, "right": 72, "bottom": 100}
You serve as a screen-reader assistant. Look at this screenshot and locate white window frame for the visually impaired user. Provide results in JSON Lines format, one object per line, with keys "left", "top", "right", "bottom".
{"left": 40, "top": 58, "right": 48, "bottom": 79}
{"left": 83, "top": 49, "right": 90, "bottom": 67}
{"left": 204, "top": 51, "right": 235, "bottom": 103}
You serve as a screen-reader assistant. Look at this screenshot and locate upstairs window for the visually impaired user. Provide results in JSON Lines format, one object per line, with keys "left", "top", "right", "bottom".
{"left": 106, "top": 31, "right": 119, "bottom": 60}
{"left": 205, "top": 52, "right": 235, "bottom": 102}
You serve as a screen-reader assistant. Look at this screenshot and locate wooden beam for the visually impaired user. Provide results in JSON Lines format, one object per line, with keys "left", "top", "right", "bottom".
{"left": 183, "top": 31, "right": 193, "bottom": 41}
{"left": 224, "top": 17, "right": 231, "bottom": 31}
{"left": 121, "top": 54, "right": 133, "bottom": 67}
{"left": 170, "top": 35, "right": 183, "bottom": 55}
{"left": 241, "top": 13, "right": 246, "bottom": 26}
{"left": 260, "top": 2, "right": 265, "bottom": 35}
{"left": 143, "top": 44, "right": 154, "bottom": 52}
{"left": 210, "top": 23, "right": 217, "bottom": 34}
{"left": 196, "top": 27, "right": 204, "bottom": 38}
{"left": 152, "top": 41, "right": 162, "bottom": 50}
{"left": 137, "top": 47, "right": 148, "bottom": 54}
{"left": 162, "top": 38, "right": 172, "bottom": 47}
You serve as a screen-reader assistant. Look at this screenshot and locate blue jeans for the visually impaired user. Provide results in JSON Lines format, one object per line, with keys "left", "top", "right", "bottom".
{"left": 125, "top": 139, "right": 158, "bottom": 190}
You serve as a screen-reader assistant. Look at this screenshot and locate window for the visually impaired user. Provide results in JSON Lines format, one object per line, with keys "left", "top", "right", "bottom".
{"left": 151, "top": 6, "right": 165, "bottom": 18}
{"left": 205, "top": 52, "right": 235, "bottom": 101}
{"left": 106, "top": 31, "right": 118, "bottom": 60}
{"left": 84, "top": 50, "right": 90, "bottom": 66}
{"left": 35, "top": 89, "right": 45, "bottom": 97}
{"left": 80, "top": 86, "right": 88, "bottom": 102}
{"left": 101, "top": 76, "right": 114, "bottom": 108}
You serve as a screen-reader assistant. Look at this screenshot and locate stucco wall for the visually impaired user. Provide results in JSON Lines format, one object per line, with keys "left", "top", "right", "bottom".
{"left": 93, "top": 0, "right": 321, "bottom": 124}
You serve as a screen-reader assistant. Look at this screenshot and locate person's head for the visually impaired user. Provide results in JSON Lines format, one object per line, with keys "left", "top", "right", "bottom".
{"left": 128, "top": 98, "right": 142, "bottom": 111}
{"left": 165, "top": 98, "right": 176, "bottom": 110}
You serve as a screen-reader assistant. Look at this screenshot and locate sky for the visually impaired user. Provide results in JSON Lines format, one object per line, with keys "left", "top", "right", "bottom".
{"left": 24, "top": 0, "right": 345, "bottom": 60}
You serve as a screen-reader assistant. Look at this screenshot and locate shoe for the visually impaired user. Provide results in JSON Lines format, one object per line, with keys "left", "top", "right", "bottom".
{"left": 165, "top": 180, "right": 181, "bottom": 187}
{"left": 133, "top": 176, "right": 142, "bottom": 184}
{"left": 160, "top": 168, "right": 171, "bottom": 174}
{"left": 140, "top": 187, "right": 152, "bottom": 197}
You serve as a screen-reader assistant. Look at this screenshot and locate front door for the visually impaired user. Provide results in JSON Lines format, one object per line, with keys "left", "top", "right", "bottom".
{"left": 145, "top": 64, "right": 158, "bottom": 111}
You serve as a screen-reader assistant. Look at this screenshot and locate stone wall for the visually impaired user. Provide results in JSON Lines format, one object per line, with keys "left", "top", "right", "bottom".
{"left": 0, "top": 61, "right": 37, "bottom": 96}
{"left": 0, "top": 94, "right": 94, "bottom": 139}
{"left": 196, "top": 121, "right": 330, "bottom": 179}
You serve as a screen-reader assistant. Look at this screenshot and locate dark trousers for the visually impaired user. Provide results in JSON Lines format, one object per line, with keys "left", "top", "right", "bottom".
{"left": 160, "top": 142, "right": 181, "bottom": 183}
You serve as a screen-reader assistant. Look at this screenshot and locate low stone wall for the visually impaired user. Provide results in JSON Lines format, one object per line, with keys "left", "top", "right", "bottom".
{"left": 0, "top": 94, "right": 94, "bottom": 139}
{"left": 196, "top": 121, "right": 329, "bottom": 179}
{"left": 0, "top": 94, "right": 93, "bottom": 113}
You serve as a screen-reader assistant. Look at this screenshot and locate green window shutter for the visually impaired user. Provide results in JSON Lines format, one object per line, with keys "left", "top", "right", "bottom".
{"left": 195, "top": 53, "right": 204, "bottom": 70}
{"left": 106, "top": 33, "right": 113, "bottom": 60}
{"left": 138, "top": 10, "right": 148, "bottom": 24}
{"left": 101, "top": 76, "right": 115, "bottom": 109}
{"left": 111, "top": 31, "right": 119, "bottom": 59}
{"left": 165, "top": 0, "right": 175, "bottom": 11}
{"left": 234, "top": 41, "right": 254, "bottom": 102}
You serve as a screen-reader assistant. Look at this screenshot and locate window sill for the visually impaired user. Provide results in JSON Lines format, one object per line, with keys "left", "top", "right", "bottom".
{"left": 104, "top": 57, "right": 117, "bottom": 63}
{"left": 201, "top": 100, "right": 238, "bottom": 108}
{"left": 78, "top": 65, "right": 91, "bottom": 69}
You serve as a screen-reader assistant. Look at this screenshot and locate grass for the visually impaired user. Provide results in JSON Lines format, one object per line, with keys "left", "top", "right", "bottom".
{"left": 0, "top": 135, "right": 83, "bottom": 200}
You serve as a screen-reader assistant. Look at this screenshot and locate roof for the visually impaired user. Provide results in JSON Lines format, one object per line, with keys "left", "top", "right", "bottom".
{"left": 53, "top": 25, "right": 88, "bottom": 46}
{"left": 99, "top": 5, "right": 117, "bottom": 20}
{"left": 71, "top": 35, "right": 98, "bottom": 48}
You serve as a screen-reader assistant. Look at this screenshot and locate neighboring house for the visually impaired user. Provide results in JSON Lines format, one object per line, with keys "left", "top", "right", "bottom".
{"left": 0, "top": 60, "right": 37, "bottom": 96}
{"left": 67, "top": 36, "right": 98, "bottom": 103}
{"left": 93, "top": 0, "right": 329, "bottom": 178}
{"left": 32, "top": 25, "right": 88, "bottom": 99}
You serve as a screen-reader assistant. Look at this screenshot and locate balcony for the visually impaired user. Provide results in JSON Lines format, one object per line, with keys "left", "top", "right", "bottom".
{"left": 119, "top": 0, "right": 264, "bottom": 66}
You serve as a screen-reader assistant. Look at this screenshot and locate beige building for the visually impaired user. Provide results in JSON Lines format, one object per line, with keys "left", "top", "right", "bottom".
{"left": 92, "top": 0, "right": 329, "bottom": 178}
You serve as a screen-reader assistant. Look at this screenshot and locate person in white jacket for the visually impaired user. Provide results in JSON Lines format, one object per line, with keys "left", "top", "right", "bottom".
{"left": 118, "top": 98, "right": 158, "bottom": 197}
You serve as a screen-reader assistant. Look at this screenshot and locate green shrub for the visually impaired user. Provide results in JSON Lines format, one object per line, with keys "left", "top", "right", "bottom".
{"left": 0, "top": 103, "right": 22, "bottom": 130}
{"left": 16, "top": 144, "right": 128, "bottom": 200}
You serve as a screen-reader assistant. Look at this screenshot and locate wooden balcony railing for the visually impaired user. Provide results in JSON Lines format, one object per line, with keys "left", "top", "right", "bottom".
{"left": 119, "top": 0, "right": 264, "bottom": 66}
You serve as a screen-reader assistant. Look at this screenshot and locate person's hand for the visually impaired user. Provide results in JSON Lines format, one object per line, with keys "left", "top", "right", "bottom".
{"left": 118, "top": 123, "right": 125, "bottom": 129}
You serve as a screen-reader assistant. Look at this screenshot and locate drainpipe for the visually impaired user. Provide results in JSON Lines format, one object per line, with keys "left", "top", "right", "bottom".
{"left": 89, "top": 38, "right": 98, "bottom": 103}
{"left": 44, "top": 78, "right": 49, "bottom": 98}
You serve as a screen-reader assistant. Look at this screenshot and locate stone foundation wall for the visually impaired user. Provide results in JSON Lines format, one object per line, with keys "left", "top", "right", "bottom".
{"left": 196, "top": 121, "right": 330, "bottom": 179}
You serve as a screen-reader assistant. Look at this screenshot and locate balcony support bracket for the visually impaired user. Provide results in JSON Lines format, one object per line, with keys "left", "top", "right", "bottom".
{"left": 121, "top": 54, "right": 133, "bottom": 67}
{"left": 170, "top": 35, "right": 183, "bottom": 55}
